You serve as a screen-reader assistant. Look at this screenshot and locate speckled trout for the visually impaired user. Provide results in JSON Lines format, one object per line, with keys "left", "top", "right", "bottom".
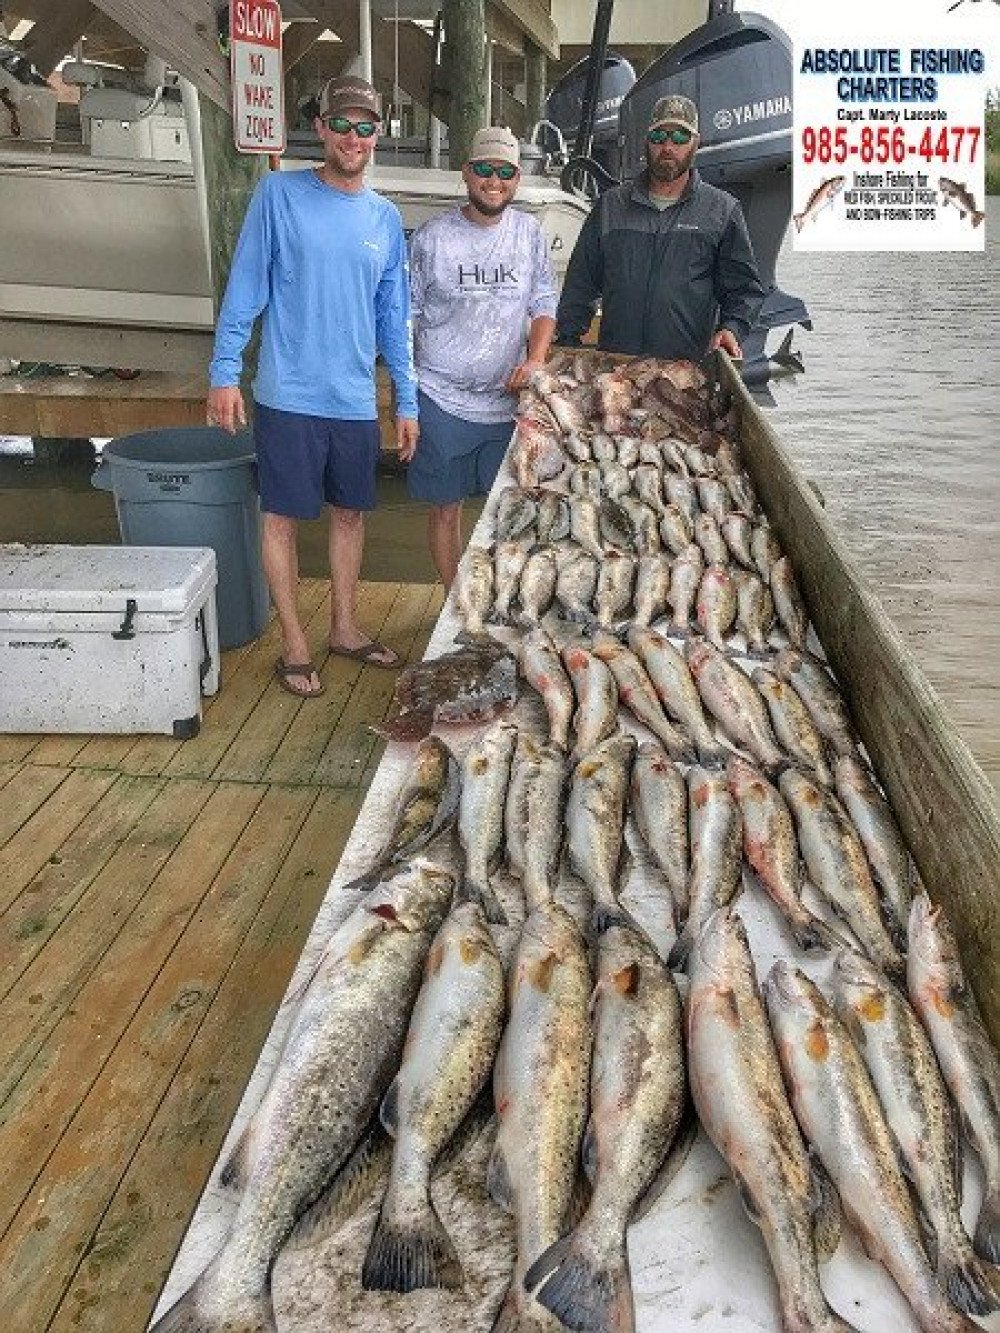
{"left": 766, "top": 962, "right": 979, "bottom": 1333}
{"left": 150, "top": 862, "right": 454, "bottom": 1333}
{"left": 687, "top": 911, "right": 855, "bottom": 1333}
{"left": 362, "top": 902, "right": 505, "bottom": 1292}
{"left": 489, "top": 902, "right": 592, "bottom": 1332}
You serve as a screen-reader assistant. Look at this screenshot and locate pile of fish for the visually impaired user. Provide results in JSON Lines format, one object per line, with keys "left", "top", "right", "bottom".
{"left": 153, "top": 351, "right": 1000, "bottom": 1333}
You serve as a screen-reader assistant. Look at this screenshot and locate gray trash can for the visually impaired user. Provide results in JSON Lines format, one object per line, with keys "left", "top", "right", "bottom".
{"left": 92, "top": 427, "right": 270, "bottom": 650}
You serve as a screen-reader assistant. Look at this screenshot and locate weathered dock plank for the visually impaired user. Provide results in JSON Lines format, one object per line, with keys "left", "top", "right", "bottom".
{"left": 48, "top": 787, "right": 362, "bottom": 1332}
{"left": 0, "top": 784, "right": 314, "bottom": 1329}
{"left": 0, "top": 580, "right": 443, "bottom": 1328}
{"left": 0, "top": 768, "right": 119, "bottom": 915}
{"left": 0, "top": 778, "right": 215, "bottom": 1100}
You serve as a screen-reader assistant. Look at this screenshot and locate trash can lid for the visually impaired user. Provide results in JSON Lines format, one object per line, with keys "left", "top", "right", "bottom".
{"left": 102, "top": 427, "right": 256, "bottom": 471}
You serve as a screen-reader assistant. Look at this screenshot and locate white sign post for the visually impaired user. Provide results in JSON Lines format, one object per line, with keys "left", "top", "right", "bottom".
{"left": 230, "top": 0, "right": 285, "bottom": 155}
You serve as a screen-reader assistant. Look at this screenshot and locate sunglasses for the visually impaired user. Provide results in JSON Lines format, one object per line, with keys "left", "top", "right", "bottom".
{"left": 324, "top": 115, "right": 378, "bottom": 137}
{"left": 470, "top": 161, "right": 518, "bottom": 180}
{"left": 648, "top": 126, "right": 694, "bottom": 145}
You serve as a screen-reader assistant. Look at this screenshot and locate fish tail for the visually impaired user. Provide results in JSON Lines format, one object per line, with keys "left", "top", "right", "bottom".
{"left": 459, "top": 872, "right": 508, "bottom": 926}
{"left": 667, "top": 924, "right": 693, "bottom": 971}
{"left": 526, "top": 1229, "right": 635, "bottom": 1333}
{"left": 973, "top": 1184, "right": 1000, "bottom": 1266}
{"left": 149, "top": 1260, "right": 276, "bottom": 1332}
{"left": 973, "top": 210, "right": 986, "bottom": 228}
{"left": 361, "top": 1191, "right": 463, "bottom": 1293}
{"left": 938, "top": 1239, "right": 1000, "bottom": 1316}
{"left": 592, "top": 899, "right": 642, "bottom": 937}
{"left": 790, "top": 912, "right": 847, "bottom": 954}
{"left": 793, "top": 212, "right": 805, "bottom": 232}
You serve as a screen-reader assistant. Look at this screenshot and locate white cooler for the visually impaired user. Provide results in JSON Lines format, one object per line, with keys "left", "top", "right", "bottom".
{"left": 0, "top": 545, "right": 220, "bottom": 738}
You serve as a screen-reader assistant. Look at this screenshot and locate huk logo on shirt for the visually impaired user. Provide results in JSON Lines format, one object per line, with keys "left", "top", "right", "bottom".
{"left": 457, "top": 262, "right": 519, "bottom": 288}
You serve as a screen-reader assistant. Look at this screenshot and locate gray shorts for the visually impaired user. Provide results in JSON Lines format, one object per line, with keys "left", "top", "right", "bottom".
{"left": 407, "top": 390, "right": 513, "bottom": 505}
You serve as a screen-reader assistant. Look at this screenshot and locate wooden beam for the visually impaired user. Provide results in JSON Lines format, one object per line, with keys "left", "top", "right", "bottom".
{"left": 281, "top": 19, "right": 322, "bottom": 73}
{"left": 88, "top": 0, "right": 228, "bottom": 109}
{"left": 20, "top": 0, "right": 96, "bottom": 76}
{"left": 493, "top": 0, "right": 557, "bottom": 61}
{"left": 485, "top": 4, "right": 524, "bottom": 55}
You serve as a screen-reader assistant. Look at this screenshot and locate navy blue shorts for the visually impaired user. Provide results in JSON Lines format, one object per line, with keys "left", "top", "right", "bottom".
{"left": 407, "top": 390, "right": 513, "bottom": 505}
{"left": 254, "top": 402, "right": 380, "bottom": 519}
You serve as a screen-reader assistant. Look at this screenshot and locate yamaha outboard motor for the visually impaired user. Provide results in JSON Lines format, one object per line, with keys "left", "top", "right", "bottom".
{"left": 542, "top": 51, "right": 636, "bottom": 182}
{"left": 619, "top": 6, "right": 810, "bottom": 387}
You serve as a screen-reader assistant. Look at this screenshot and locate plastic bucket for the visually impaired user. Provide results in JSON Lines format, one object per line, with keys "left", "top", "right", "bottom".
{"left": 93, "top": 427, "right": 270, "bottom": 650}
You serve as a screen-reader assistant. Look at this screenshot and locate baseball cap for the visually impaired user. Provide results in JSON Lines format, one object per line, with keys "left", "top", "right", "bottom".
{"left": 319, "top": 75, "right": 381, "bottom": 120}
{"left": 649, "top": 94, "right": 699, "bottom": 134}
{"left": 468, "top": 126, "right": 520, "bottom": 168}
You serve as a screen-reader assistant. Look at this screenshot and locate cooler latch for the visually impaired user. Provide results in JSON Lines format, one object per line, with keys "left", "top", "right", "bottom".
{"left": 113, "top": 598, "right": 138, "bottom": 640}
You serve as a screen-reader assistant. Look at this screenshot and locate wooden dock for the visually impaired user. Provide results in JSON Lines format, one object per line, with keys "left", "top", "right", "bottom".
{"left": 0, "top": 577, "right": 442, "bottom": 1332}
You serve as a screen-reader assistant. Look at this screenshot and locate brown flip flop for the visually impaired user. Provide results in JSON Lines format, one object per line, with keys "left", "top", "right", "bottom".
{"left": 275, "top": 659, "right": 324, "bottom": 698}
{"left": 328, "top": 640, "right": 401, "bottom": 670}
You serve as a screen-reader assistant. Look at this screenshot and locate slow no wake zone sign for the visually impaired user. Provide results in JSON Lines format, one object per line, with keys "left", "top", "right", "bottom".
{"left": 231, "top": 0, "right": 285, "bottom": 153}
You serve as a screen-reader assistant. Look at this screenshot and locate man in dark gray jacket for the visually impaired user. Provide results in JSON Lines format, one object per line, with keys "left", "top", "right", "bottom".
{"left": 555, "top": 94, "right": 764, "bottom": 361}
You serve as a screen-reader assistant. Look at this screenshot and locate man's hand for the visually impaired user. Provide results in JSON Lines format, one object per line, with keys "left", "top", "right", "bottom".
{"left": 206, "top": 386, "right": 247, "bottom": 434}
{"left": 506, "top": 358, "right": 545, "bottom": 392}
{"left": 709, "top": 329, "right": 742, "bottom": 360}
{"left": 396, "top": 416, "right": 419, "bottom": 462}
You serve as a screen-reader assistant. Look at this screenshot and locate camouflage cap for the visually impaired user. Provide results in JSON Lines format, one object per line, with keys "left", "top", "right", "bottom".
{"left": 649, "top": 94, "right": 699, "bottom": 134}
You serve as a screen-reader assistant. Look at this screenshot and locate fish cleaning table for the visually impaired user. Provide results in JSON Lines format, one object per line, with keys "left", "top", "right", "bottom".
{"left": 153, "top": 376, "right": 1000, "bottom": 1333}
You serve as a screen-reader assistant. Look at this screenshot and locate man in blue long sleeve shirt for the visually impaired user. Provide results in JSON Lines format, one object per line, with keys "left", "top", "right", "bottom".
{"left": 207, "top": 75, "right": 418, "bottom": 696}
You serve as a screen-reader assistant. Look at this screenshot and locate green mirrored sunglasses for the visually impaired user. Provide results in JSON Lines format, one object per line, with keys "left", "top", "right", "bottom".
{"left": 324, "top": 115, "right": 378, "bottom": 137}
{"left": 470, "top": 161, "right": 518, "bottom": 180}
{"left": 648, "top": 126, "right": 694, "bottom": 145}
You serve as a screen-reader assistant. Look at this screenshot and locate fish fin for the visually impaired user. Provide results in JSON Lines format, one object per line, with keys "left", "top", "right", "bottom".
{"left": 149, "top": 1258, "right": 276, "bottom": 1332}
{"left": 810, "top": 1156, "right": 842, "bottom": 1261}
{"left": 371, "top": 707, "right": 435, "bottom": 742}
{"left": 732, "top": 1169, "right": 762, "bottom": 1225}
{"left": 380, "top": 1078, "right": 399, "bottom": 1136}
{"left": 487, "top": 1141, "right": 515, "bottom": 1213}
{"left": 632, "top": 1097, "right": 699, "bottom": 1223}
{"left": 286, "top": 1118, "right": 392, "bottom": 1252}
{"left": 939, "top": 1241, "right": 1000, "bottom": 1316}
{"left": 361, "top": 1191, "right": 463, "bottom": 1293}
{"left": 457, "top": 872, "right": 508, "bottom": 926}
{"left": 592, "top": 900, "right": 642, "bottom": 938}
{"left": 218, "top": 1125, "right": 252, "bottom": 1192}
{"left": 529, "top": 1229, "right": 635, "bottom": 1333}
{"left": 974, "top": 210, "right": 986, "bottom": 228}
{"left": 789, "top": 912, "right": 844, "bottom": 955}
{"left": 973, "top": 1186, "right": 1000, "bottom": 1266}
{"left": 581, "top": 1116, "right": 598, "bottom": 1186}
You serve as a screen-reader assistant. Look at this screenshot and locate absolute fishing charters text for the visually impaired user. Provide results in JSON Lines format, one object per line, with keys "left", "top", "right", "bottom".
{"left": 800, "top": 47, "right": 985, "bottom": 102}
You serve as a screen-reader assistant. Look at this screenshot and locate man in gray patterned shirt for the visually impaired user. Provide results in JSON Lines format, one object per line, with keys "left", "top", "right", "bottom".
{"left": 408, "top": 126, "right": 558, "bottom": 587}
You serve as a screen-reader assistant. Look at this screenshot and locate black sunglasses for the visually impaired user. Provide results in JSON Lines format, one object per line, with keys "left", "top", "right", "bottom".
{"left": 324, "top": 115, "right": 378, "bottom": 137}
{"left": 470, "top": 161, "right": 518, "bottom": 180}
{"left": 648, "top": 126, "right": 694, "bottom": 145}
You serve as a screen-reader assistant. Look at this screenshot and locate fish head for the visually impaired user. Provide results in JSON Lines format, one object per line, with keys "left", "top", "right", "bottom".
{"left": 684, "top": 636, "right": 711, "bottom": 672}
{"left": 692, "top": 907, "right": 754, "bottom": 986}
{"left": 764, "top": 961, "right": 832, "bottom": 1054}
{"left": 725, "top": 753, "right": 763, "bottom": 797}
{"left": 908, "top": 892, "right": 962, "bottom": 989}
{"left": 373, "top": 860, "right": 455, "bottom": 932}
{"left": 831, "top": 949, "right": 889, "bottom": 1025}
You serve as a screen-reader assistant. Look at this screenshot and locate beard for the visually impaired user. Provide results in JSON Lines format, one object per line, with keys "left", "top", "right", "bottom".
{"left": 647, "top": 141, "right": 697, "bottom": 183}
{"left": 469, "top": 191, "right": 512, "bottom": 218}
